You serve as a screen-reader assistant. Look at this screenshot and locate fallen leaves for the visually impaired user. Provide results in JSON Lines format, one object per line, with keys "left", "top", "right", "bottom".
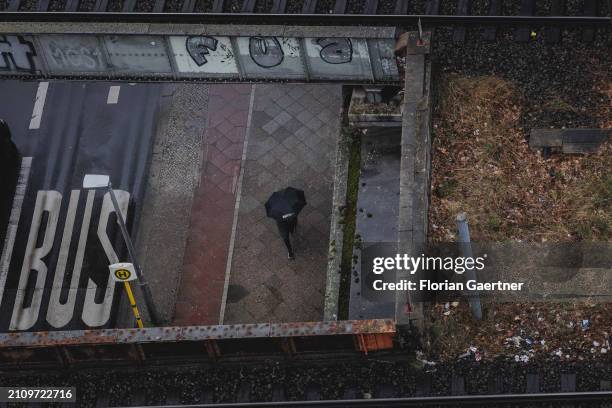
{"left": 430, "top": 74, "right": 611, "bottom": 242}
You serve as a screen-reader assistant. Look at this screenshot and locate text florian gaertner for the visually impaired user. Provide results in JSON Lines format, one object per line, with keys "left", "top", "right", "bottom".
{"left": 370, "top": 254, "right": 525, "bottom": 291}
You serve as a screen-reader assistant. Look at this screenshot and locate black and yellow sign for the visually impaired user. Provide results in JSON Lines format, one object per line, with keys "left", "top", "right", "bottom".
{"left": 109, "top": 262, "right": 137, "bottom": 282}
{"left": 114, "top": 269, "right": 132, "bottom": 281}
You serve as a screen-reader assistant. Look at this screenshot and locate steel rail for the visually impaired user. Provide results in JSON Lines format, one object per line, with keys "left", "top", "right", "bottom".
{"left": 0, "top": 12, "right": 610, "bottom": 25}
{"left": 125, "top": 391, "right": 612, "bottom": 408}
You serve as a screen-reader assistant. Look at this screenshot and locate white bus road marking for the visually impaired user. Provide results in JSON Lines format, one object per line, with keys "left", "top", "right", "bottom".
{"left": 29, "top": 82, "right": 49, "bottom": 130}
{"left": 0, "top": 157, "right": 32, "bottom": 308}
{"left": 107, "top": 86, "right": 121, "bottom": 104}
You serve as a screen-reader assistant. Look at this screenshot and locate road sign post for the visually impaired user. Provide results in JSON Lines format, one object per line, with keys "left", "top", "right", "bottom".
{"left": 109, "top": 263, "right": 144, "bottom": 329}
{"left": 84, "top": 174, "right": 161, "bottom": 326}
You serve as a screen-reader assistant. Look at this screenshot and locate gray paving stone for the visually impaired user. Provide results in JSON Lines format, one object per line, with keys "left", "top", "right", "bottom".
{"left": 286, "top": 101, "right": 305, "bottom": 116}
{"left": 282, "top": 119, "right": 303, "bottom": 133}
{"left": 275, "top": 93, "right": 294, "bottom": 109}
{"left": 256, "top": 170, "right": 273, "bottom": 186}
{"left": 290, "top": 87, "right": 306, "bottom": 99}
{"left": 225, "top": 84, "right": 342, "bottom": 324}
{"left": 274, "top": 111, "right": 293, "bottom": 126}
{"left": 294, "top": 126, "right": 312, "bottom": 142}
{"left": 296, "top": 110, "right": 314, "bottom": 125}
{"left": 263, "top": 119, "right": 281, "bottom": 135}
{"left": 271, "top": 127, "right": 292, "bottom": 143}
{"left": 279, "top": 150, "right": 298, "bottom": 167}
{"left": 259, "top": 152, "right": 277, "bottom": 167}
{"left": 263, "top": 102, "right": 282, "bottom": 118}
{"left": 306, "top": 116, "right": 324, "bottom": 132}
{"left": 281, "top": 136, "right": 301, "bottom": 151}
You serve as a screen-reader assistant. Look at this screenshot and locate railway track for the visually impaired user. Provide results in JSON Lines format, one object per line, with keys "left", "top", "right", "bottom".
{"left": 0, "top": 0, "right": 610, "bottom": 17}
{"left": 5, "top": 354, "right": 611, "bottom": 406}
{"left": 126, "top": 392, "right": 612, "bottom": 407}
{"left": 0, "top": 1, "right": 610, "bottom": 46}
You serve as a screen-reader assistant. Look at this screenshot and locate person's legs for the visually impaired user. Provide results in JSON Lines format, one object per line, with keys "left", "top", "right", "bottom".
{"left": 288, "top": 217, "right": 297, "bottom": 234}
{"left": 276, "top": 220, "right": 295, "bottom": 259}
{"left": 283, "top": 236, "right": 295, "bottom": 259}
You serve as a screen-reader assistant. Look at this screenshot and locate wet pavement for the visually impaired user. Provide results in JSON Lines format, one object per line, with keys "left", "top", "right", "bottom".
{"left": 171, "top": 84, "right": 253, "bottom": 326}
{"left": 222, "top": 84, "right": 342, "bottom": 324}
{"left": 0, "top": 80, "right": 162, "bottom": 331}
{"left": 0, "top": 80, "right": 343, "bottom": 329}
{"left": 350, "top": 127, "right": 401, "bottom": 320}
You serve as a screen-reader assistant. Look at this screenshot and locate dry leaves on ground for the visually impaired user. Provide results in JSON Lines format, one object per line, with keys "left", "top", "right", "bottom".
{"left": 430, "top": 74, "right": 611, "bottom": 242}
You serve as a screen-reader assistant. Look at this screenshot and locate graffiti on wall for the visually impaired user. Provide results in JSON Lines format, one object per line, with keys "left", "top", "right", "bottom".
{"left": 316, "top": 38, "right": 352, "bottom": 64}
{"left": 0, "top": 33, "right": 399, "bottom": 81}
{"left": 0, "top": 35, "right": 39, "bottom": 74}
{"left": 186, "top": 36, "right": 219, "bottom": 66}
{"left": 248, "top": 37, "right": 284, "bottom": 68}
{"left": 37, "top": 35, "right": 107, "bottom": 73}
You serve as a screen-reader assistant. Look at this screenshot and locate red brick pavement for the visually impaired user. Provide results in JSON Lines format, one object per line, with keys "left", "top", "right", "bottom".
{"left": 173, "top": 84, "right": 252, "bottom": 326}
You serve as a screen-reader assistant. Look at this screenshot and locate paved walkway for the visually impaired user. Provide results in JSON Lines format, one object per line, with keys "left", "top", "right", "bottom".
{"left": 223, "top": 84, "right": 342, "bottom": 324}
{"left": 173, "top": 84, "right": 252, "bottom": 326}
{"left": 135, "top": 83, "right": 209, "bottom": 325}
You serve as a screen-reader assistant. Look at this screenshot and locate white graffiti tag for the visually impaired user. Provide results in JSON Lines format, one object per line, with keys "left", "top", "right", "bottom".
{"left": 0, "top": 35, "right": 38, "bottom": 73}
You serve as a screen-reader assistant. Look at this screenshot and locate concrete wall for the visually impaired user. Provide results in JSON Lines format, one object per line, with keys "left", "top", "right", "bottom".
{"left": 0, "top": 33, "right": 399, "bottom": 82}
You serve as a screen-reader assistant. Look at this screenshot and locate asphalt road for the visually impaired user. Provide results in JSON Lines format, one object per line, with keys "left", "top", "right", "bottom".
{"left": 0, "top": 80, "right": 162, "bottom": 332}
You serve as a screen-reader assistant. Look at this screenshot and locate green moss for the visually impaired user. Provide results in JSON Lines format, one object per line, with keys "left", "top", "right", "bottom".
{"left": 337, "top": 127, "right": 361, "bottom": 320}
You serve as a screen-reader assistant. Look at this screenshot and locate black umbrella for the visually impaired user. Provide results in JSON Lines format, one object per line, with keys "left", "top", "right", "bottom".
{"left": 265, "top": 187, "right": 306, "bottom": 221}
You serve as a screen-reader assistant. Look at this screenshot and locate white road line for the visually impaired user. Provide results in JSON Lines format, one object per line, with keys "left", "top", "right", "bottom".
{"left": 0, "top": 157, "right": 32, "bottom": 307}
{"left": 107, "top": 85, "right": 121, "bottom": 104}
{"left": 29, "top": 82, "right": 49, "bottom": 130}
{"left": 231, "top": 165, "right": 239, "bottom": 194}
{"left": 218, "top": 85, "right": 256, "bottom": 325}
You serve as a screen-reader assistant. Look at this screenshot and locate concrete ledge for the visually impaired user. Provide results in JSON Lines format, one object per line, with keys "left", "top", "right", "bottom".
{"left": 396, "top": 36, "right": 432, "bottom": 328}
{"left": 324, "top": 126, "right": 351, "bottom": 321}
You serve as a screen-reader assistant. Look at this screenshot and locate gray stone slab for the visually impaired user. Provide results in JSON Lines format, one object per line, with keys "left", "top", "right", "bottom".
{"left": 404, "top": 55, "right": 425, "bottom": 102}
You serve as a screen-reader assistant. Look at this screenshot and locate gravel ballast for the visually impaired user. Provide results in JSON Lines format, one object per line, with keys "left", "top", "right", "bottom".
{"left": 2, "top": 358, "right": 610, "bottom": 406}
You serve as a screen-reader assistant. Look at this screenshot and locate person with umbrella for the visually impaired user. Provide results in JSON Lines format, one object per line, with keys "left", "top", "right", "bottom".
{"left": 265, "top": 187, "right": 306, "bottom": 260}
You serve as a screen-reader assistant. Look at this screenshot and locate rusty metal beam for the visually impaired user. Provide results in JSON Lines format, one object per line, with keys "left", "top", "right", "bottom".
{"left": 0, "top": 319, "right": 395, "bottom": 348}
